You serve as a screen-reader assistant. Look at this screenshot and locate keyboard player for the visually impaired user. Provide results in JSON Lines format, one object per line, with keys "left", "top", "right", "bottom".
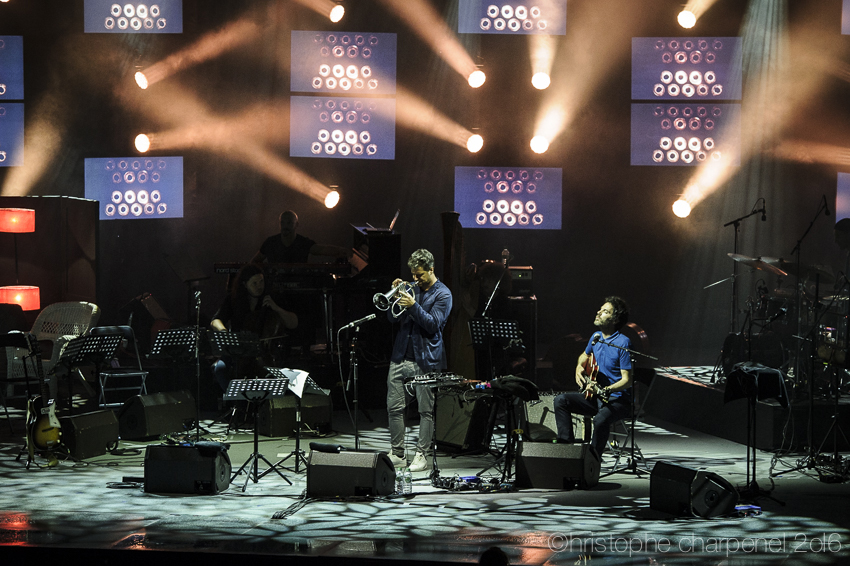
{"left": 250, "top": 210, "right": 351, "bottom": 264}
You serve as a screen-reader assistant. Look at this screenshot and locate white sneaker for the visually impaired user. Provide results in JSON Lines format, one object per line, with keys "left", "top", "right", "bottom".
{"left": 389, "top": 453, "right": 406, "bottom": 468}
{"left": 409, "top": 451, "right": 429, "bottom": 472}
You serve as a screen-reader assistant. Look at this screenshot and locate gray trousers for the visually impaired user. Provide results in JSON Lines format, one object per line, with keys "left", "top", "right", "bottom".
{"left": 387, "top": 360, "right": 435, "bottom": 457}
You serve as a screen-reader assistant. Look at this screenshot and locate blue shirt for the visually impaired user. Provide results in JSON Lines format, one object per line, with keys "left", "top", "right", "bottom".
{"left": 389, "top": 280, "right": 452, "bottom": 371}
{"left": 586, "top": 331, "right": 633, "bottom": 401}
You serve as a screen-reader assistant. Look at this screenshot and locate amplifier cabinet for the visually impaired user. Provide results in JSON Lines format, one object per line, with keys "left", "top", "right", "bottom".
{"left": 522, "top": 392, "right": 591, "bottom": 442}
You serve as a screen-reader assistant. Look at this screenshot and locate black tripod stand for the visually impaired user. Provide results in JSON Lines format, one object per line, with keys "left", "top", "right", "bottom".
{"left": 208, "top": 330, "right": 263, "bottom": 433}
{"left": 149, "top": 327, "right": 206, "bottom": 439}
{"left": 270, "top": 368, "right": 330, "bottom": 474}
{"left": 225, "top": 378, "right": 293, "bottom": 492}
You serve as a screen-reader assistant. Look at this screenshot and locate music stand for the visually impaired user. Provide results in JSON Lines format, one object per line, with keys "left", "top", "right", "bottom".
{"left": 149, "top": 328, "right": 198, "bottom": 362}
{"left": 270, "top": 367, "right": 330, "bottom": 473}
{"left": 225, "top": 378, "right": 293, "bottom": 491}
{"left": 208, "top": 330, "right": 264, "bottom": 432}
{"left": 469, "top": 318, "right": 521, "bottom": 382}
{"left": 724, "top": 361, "right": 788, "bottom": 504}
{"left": 55, "top": 334, "right": 123, "bottom": 414}
{"left": 149, "top": 327, "right": 205, "bottom": 439}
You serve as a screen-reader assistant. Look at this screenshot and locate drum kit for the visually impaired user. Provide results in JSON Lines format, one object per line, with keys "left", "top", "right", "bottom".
{"left": 720, "top": 252, "right": 847, "bottom": 398}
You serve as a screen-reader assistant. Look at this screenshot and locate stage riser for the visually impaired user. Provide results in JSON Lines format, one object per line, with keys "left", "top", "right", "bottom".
{"left": 643, "top": 374, "right": 850, "bottom": 451}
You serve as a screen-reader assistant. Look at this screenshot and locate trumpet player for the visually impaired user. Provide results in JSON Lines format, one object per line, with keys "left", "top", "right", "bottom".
{"left": 386, "top": 249, "right": 453, "bottom": 472}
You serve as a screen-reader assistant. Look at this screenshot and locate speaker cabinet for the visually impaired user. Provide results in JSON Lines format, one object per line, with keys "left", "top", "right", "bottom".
{"left": 306, "top": 450, "right": 395, "bottom": 497}
{"left": 59, "top": 410, "right": 119, "bottom": 460}
{"left": 435, "top": 392, "right": 494, "bottom": 453}
{"left": 257, "top": 393, "right": 332, "bottom": 437}
{"left": 650, "top": 461, "right": 739, "bottom": 518}
{"left": 144, "top": 443, "right": 231, "bottom": 494}
{"left": 522, "top": 392, "right": 591, "bottom": 442}
{"left": 118, "top": 390, "right": 196, "bottom": 440}
{"left": 515, "top": 442, "right": 600, "bottom": 490}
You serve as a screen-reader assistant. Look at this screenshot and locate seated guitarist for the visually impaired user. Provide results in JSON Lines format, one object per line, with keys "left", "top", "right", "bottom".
{"left": 553, "top": 296, "right": 632, "bottom": 458}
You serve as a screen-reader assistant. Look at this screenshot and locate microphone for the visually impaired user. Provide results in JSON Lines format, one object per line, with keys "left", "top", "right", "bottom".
{"left": 340, "top": 313, "right": 377, "bottom": 331}
{"left": 592, "top": 334, "right": 601, "bottom": 345}
{"left": 309, "top": 442, "right": 345, "bottom": 453}
{"left": 501, "top": 248, "right": 510, "bottom": 268}
{"left": 824, "top": 194, "right": 831, "bottom": 216}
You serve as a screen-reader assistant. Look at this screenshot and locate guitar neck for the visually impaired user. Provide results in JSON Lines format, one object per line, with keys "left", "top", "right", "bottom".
{"left": 26, "top": 334, "right": 48, "bottom": 399}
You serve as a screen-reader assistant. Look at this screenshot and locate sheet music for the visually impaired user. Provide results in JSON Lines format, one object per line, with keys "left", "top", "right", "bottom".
{"left": 284, "top": 368, "right": 310, "bottom": 398}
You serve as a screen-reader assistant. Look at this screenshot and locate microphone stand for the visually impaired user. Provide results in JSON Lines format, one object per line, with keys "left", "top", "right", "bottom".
{"left": 594, "top": 337, "right": 658, "bottom": 477}
{"left": 340, "top": 315, "right": 376, "bottom": 450}
{"left": 722, "top": 203, "right": 765, "bottom": 333}
{"left": 193, "top": 290, "right": 202, "bottom": 442}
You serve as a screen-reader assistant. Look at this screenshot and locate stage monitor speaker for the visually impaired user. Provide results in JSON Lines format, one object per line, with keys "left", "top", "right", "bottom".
{"left": 306, "top": 450, "right": 395, "bottom": 497}
{"left": 118, "top": 390, "right": 196, "bottom": 440}
{"left": 435, "top": 392, "right": 494, "bottom": 454}
{"left": 59, "top": 410, "right": 119, "bottom": 460}
{"left": 144, "top": 442, "right": 231, "bottom": 494}
{"left": 650, "top": 461, "right": 738, "bottom": 518}
{"left": 257, "top": 393, "right": 332, "bottom": 437}
{"left": 522, "top": 392, "right": 591, "bottom": 442}
{"left": 515, "top": 442, "right": 600, "bottom": 490}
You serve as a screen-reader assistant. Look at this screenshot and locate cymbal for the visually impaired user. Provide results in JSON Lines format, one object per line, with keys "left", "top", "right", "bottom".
{"left": 762, "top": 258, "right": 835, "bottom": 284}
{"left": 727, "top": 253, "right": 787, "bottom": 277}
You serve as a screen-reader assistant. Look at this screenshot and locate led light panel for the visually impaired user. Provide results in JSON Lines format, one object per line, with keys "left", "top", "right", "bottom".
{"left": 84, "top": 157, "right": 184, "bottom": 220}
{"left": 0, "top": 103, "right": 24, "bottom": 167}
{"left": 632, "top": 37, "right": 742, "bottom": 101}
{"left": 455, "top": 166, "right": 562, "bottom": 230}
{"left": 290, "top": 96, "right": 395, "bottom": 160}
{"left": 844, "top": 0, "right": 850, "bottom": 34}
{"left": 84, "top": 1, "right": 183, "bottom": 34}
{"left": 630, "top": 103, "right": 741, "bottom": 166}
{"left": 458, "top": 1, "right": 567, "bottom": 35}
{"left": 291, "top": 31, "right": 397, "bottom": 95}
{"left": 838, "top": 173, "right": 850, "bottom": 221}
{"left": 0, "top": 37, "right": 24, "bottom": 100}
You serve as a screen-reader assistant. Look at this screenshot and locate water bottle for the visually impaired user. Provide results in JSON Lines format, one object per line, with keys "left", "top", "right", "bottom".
{"left": 395, "top": 469, "right": 404, "bottom": 495}
{"left": 403, "top": 467, "right": 413, "bottom": 494}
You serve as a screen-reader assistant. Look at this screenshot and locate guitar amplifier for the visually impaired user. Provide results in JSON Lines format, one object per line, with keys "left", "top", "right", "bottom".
{"left": 435, "top": 391, "right": 495, "bottom": 454}
{"left": 522, "top": 392, "right": 591, "bottom": 442}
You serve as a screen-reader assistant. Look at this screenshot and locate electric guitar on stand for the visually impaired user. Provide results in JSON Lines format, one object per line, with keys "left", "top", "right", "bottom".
{"left": 23, "top": 333, "right": 61, "bottom": 467}
{"left": 581, "top": 353, "right": 610, "bottom": 403}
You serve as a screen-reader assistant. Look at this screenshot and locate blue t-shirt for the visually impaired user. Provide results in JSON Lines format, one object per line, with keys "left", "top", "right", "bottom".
{"left": 586, "top": 331, "right": 633, "bottom": 401}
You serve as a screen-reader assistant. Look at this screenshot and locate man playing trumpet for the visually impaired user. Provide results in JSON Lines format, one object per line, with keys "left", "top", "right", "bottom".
{"left": 385, "top": 249, "right": 452, "bottom": 472}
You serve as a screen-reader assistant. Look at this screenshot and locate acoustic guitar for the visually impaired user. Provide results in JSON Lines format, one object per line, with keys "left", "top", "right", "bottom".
{"left": 581, "top": 353, "right": 610, "bottom": 403}
{"left": 24, "top": 334, "right": 61, "bottom": 464}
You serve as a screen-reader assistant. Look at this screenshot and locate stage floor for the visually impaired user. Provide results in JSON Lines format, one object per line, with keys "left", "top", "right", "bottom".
{"left": 2, "top": 388, "right": 850, "bottom": 565}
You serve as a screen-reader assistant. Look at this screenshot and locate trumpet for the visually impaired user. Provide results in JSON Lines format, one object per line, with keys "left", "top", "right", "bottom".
{"left": 373, "top": 281, "right": 415, "bottom": 316}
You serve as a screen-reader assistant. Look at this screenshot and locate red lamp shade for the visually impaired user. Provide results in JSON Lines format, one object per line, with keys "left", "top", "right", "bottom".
{"left": 0, "top": 208, "right": 36, "bottom": 233}
{"left": 0, "top": 286, "right": 41, "bottom": 311}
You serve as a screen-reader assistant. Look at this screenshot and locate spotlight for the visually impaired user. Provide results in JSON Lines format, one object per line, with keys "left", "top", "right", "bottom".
{"left": 530, "top": 135, "right": 549, "bottom": 154}
{"left": 329, "top": 4, "right": 345, "bottom": 23}
{"left": 677, "top": 9, "right": 696, "bottom": 29}
{"left": 531, "top": 72, "right": 551, "bottom": 90}
{"left": 324, "top": 190, "right": 340, "bottom": 208}
{"left": 135, "top": 70, "right": 149, "bottom": 90}
{"left": 672, "top": 199, "right": 691, "bottom": 218}
{"left": 135, "top": 134, "right": 151, "bottom": 153}
{"left": 467, "top": 134, "right": 484, "bottom": 153}
{"left": 467, "top": 70, "right": 486, "bottom": 88}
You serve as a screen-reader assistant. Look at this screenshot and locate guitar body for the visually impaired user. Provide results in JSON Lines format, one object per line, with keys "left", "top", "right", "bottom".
{"left": 26, "top": 395, "right": 61, "bottom": 450}
{"left": 581, "top": 353, "right": 610, "bottom": 403}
